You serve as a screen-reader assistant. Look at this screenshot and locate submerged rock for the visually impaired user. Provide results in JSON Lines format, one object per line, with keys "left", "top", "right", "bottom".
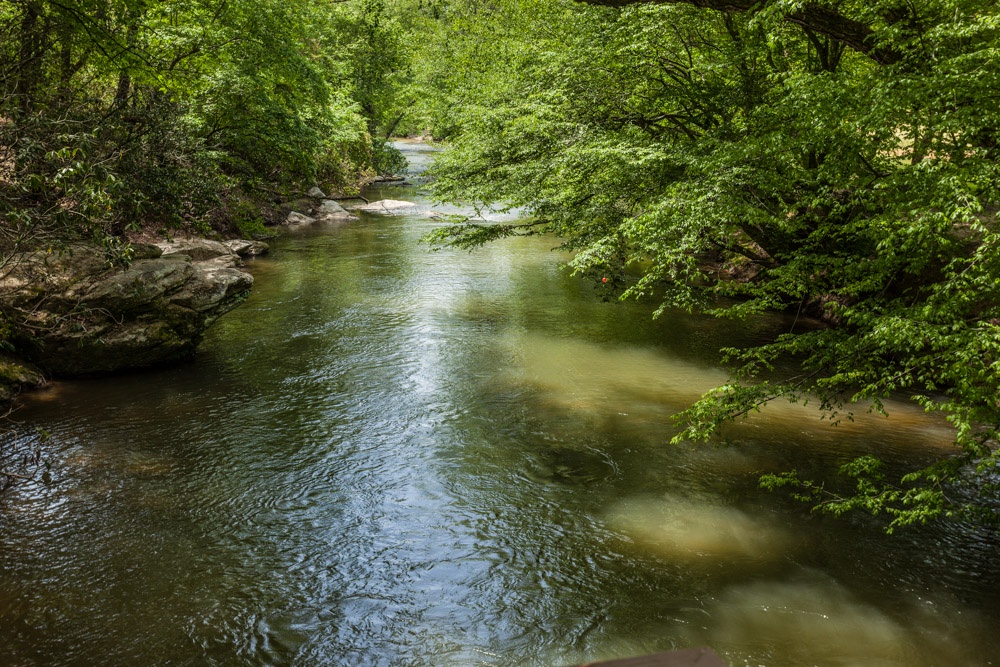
{"left": 700, "top": 575, "right": 918, "bottom": 665}
{"left": 0, "top": 241, "right": 254, "bottom": 376}
{"left": 605, "top": 494, "right": 795, "bottom": 562}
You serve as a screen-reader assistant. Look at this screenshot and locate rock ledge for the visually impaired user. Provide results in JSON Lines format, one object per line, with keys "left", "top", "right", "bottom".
{"left": 0, "top": 239, "right": 262, "bottom": 377}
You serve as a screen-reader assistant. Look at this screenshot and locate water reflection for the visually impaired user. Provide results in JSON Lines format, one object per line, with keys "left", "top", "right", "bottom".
{"left": 0, "top": 141, "right": 997, "bottom": 666}
{"left": 605, "top": 494, "right": 795, "bottom": 563}
{"left": 698, "top": 572, "right": 991, "bottom": 666}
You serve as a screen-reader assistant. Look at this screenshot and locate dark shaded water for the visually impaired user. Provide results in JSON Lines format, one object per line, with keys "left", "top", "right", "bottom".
{"left": 1, "top": 142, "right": 998, "bottom": 666}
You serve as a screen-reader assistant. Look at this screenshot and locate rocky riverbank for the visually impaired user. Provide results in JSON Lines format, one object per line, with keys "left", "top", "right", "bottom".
{"left": 0, "top": 237, "right": 268, "bottom": 402}
{"left": 0, "top": 182, "right": 409, "bottom": 405}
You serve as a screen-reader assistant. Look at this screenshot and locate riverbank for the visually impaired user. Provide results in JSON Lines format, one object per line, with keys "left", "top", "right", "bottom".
{"left": 0, "top": 137, "right": 443, "bottom": 420}
{"left": 0, "top": 238, "right": 268, "bottom": 404}
{"left": 0, "top": 163, "right": 405, "bottom": 407}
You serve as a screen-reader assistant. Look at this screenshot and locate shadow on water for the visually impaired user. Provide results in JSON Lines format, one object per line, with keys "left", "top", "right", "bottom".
{"left": 0, "top": 140, "right": 998, "bottom": 666}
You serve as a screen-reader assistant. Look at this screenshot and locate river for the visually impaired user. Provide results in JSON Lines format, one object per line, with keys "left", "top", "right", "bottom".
{"left": 1, "top": 141, "right": 997, "bottom": 666}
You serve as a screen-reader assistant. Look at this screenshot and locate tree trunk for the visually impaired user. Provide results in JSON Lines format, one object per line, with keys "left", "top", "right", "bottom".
{"left": 114, "top": 18, "right": 140, "bottom": 109}
{"left": 15, "top": 2, "right": 44, "bottom": 116}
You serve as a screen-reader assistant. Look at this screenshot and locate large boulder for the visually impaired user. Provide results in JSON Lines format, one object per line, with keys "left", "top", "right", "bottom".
{"left": 0, "top": 241, "right": 254, "bottom": 376}
{"left": 280, "top": 201, "right": 360, "bottom": 228}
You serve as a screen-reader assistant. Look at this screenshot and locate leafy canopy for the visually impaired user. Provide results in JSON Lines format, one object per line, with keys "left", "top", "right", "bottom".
{"left": 419, "top": 0, "right": 1000, "bottom": 529}
{"left": 0, "top": 0, "right": 416, "bottom": 251}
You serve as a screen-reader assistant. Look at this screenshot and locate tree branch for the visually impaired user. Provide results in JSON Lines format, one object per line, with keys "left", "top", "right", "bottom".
{"left": 576, "top": 0, "right": 901, "bottom": 65}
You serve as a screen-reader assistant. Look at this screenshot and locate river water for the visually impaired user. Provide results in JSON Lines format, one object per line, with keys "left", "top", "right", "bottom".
{"left": 1, "top": 142, "right": 998, "bottom": 666}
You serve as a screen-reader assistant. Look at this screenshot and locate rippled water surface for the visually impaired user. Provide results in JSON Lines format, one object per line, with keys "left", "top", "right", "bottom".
{"left": 1, "top": 142, "right": 998, "bottom": 666}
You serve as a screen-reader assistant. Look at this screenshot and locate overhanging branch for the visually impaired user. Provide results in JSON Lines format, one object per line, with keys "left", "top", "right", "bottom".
{"left": 576, "top": 0, "right": 901, "bottom": 65}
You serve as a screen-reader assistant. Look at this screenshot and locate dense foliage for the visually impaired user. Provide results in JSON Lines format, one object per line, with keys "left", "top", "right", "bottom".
{"left": 0, "top": 0, "right": 417, "bottom": 258}
{"left": 416, "top": 0, "right": 1000, "bottom": 528}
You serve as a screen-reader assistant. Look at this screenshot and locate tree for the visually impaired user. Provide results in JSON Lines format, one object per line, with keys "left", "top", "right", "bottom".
{"left": 0, "top": 0, "right": 376, "bottom": 251}
{"left": 423, "top": 0, "right": 1000, "bottom": 529}
{"left": 319, "top": 0, "right": 413, "bottom": 174}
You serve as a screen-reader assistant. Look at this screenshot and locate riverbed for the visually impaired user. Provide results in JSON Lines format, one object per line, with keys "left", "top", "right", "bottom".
{"left": 0, "top": 141, "right": 997, "bottom": 666}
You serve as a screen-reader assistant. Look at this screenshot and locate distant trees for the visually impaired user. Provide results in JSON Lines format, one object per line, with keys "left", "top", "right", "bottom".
{"left": 419, "top": 0, "right": 1000, "bottom": 528}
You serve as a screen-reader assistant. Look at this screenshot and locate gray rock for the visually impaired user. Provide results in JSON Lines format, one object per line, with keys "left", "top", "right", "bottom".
{"left": 83, "top": 257, "right": 197, "bottom": 311}
{"left": 155, "top": 238, "right": 232, "bottom": 261}
{"left": 355, "top": 199, "right": 418, "bottom": 214}
{"left": 315, "top": 199, "right": 359, "bottom": 222}
{"left": 285, "top": 211, "right": 316, "bottom": 226}
{"left": 278, "top": 198, "right": 316, "bottom": 219}
{"left": 223, "top": 239, "right": 270, "bottom": 257}
{"left": 0, "top": 243, "right": 253, "bottom": 376}
{"left": 170, "top": 260, "right": 251, "bottom": 312}
{"left": 307, "top": 186, "right": 327, "bottom": 199}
